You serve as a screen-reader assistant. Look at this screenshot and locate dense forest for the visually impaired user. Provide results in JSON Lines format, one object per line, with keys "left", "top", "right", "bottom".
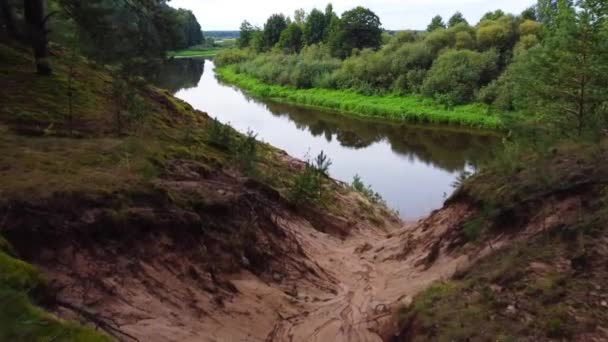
{"left": 0, "top": 0, "right": 204, "bottom": 74}
{"left": 217, "top": 0, "right": 607, "bottom": 137}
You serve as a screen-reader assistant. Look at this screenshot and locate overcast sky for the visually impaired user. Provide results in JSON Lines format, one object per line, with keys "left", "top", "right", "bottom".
{"left": 168, "top": 0, "right": 535, "bottom": 31}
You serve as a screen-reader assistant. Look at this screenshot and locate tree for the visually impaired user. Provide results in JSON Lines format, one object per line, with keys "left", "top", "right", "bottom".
{"left": 328, "top": 6, "right": 382, "bottom": 58}
{"left": 251, "top": 29, "right": 265, "bottom": 52}
{"left": 0, "top": 0, "right": 19, "bottom": 38}
{"left": 448, "top": 12, "right": 468, "bottom": 27}
{"left": 277, "top": 23, "right": 303, "bottom": 53}
{"left": 303, "top": 8, "right": 327, "bottom": 45}
{"left": 262, "top": 13, "right": 287, "bottom": 51}
{"left": 24, "top": 0, "right": 51, "bottom": 75}
{"left": 521, "top": 6, "right": 538, "bottom": 21}
{"left": 481, "top": 10, "right": 506, "bottom": 21}
{"left": 239, "top": 20, "right": 255, "bottom": 48}
{"left": 294, "top": 8, "right": 306, "bottom": 26}
{"left": 427, "top": 15, "right": 446, "bottom": 32}
{"left": 517, "top": 0, "right": 608, "bottom": 136}
{"left": 324, "top": 3, "right": 338, "bottom": 38}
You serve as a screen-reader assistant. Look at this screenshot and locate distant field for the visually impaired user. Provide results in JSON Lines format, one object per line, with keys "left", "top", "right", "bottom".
{"left": 169, "top": 48, "right": 222, "bottom": 58}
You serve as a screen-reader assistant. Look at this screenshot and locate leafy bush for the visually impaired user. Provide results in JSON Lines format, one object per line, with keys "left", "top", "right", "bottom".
{"left": 215, "top": 48, "right": 254, "bottom": 66}
{"left": 422, "top": 49, "right": 498, "bottom": 105}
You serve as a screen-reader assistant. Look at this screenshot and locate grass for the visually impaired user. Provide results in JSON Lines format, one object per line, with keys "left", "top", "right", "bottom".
{"left": 169, "top": 47, "right": 223, "bottom": 58}
{"left": 216, "top": 66, "right": 505, "bottom": 130}
{"left": 392, "top": 140, "right": 608, "bottom": 341}
{"left": 0, "top": 246, "right": 110, "bottom": 342}
{"left": 395, "top": 213, "right": 608, "bottom": 341}
{"left": 0, "top": 40, "right": 396, "bottom": 340}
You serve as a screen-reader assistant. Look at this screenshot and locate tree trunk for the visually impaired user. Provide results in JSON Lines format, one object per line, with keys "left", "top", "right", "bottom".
{"left": 0, "top": 0, "right": 19, "bottom": 38}
{"left": 23, "top": 0, "right": 51, "bottom": 75}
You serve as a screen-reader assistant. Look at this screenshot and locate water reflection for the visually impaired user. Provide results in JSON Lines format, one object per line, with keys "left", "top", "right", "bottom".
{"left": 153, "top": 59, "right": 499, "bottom": 219}
{"left": 149, "top": 58, "right": 206, "bottom": 93}
{"left": 260, "top": 101, "right": 497, "bottom": 173}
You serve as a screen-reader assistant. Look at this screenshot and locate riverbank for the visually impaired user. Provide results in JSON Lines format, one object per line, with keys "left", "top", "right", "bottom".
{"left": 169, "top": 47, "right": 222, "bottom": 58}
{"left": 216, "top": 66, "right": 504, "bottom": 130}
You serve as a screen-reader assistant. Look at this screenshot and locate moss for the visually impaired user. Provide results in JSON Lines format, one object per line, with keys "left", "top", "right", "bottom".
{"left": 0, "top": 248, "right": 110, "bottom": 341}
{"left": 0, "top": 251, "right": 46, "bottom": 292}
{"left": 0, "top": 287, "right": 110, "bottom": 342}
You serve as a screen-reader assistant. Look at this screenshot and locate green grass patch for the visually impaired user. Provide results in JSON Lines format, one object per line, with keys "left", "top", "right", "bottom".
{"left": 0, "top": 248, "right": 110, "bottom": 341}
{"left": 169, "top": 47, "right": 223, "bottom": 58}
{"left": 216, "top": 66, "right": 505, "bottom": 130}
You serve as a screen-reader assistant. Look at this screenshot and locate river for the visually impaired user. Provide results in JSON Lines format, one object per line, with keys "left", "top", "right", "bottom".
{"left": 152, "top": 58, "right": 499, "bottom": 219}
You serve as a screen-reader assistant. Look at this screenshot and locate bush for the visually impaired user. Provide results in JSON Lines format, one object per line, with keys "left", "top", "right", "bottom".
{"left": 351, "top": 174, "right": 386, "bottom": 205}
{"left": 331, "top": 49, "right": 394, "bottom": 92}
{"left": 215, "top": 48, "right": 253, "bottom": 67}
{"left": 289, "top": 151, "right": 332, "bottom": 205}
{"left": 207, "top": 117, "right": 233, "bottom": 149}
{"left": 422, "top": 49, "right": 498, "bottom": 105}
{"left": 232, "top": 129, "right": 258, "bottom": 175}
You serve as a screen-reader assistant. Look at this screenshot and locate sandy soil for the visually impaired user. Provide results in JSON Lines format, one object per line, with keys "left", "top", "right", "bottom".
{"left": 41, "top": 201, "right": 476, "bottom": 342}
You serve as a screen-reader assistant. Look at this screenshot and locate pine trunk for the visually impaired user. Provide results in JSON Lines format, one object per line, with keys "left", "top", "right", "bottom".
{"left": 0, "top": 0, "right": 19, "bottom": 38}
{"left": 24, "top": 0, "right": 51, "bottom": 75}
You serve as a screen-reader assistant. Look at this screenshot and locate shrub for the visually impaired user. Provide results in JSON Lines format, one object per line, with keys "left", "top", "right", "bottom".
{"left": 351, "top": 174, "right": 386, "bottom": 205}
{"left": 331, "top": 49, "right": 393, "bottom": 92}
{"left": 215, "top": 48, "right": 253, "bottom": 67}
{"left": 232, "top": 129, "right": 258, "bottom": 175}
{"left": 422, "top": 49, "right": 498, "bottom": 105}
{"left": 207, "top": 118, "right": 233, "bottom": 149}
{"left": 289, "top": 151, "right": 332, "bottom": 205}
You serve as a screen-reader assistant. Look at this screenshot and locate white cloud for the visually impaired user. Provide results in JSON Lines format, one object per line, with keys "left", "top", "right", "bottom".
{"left": 168, "top": 0, "right": 535, "bottom": 31}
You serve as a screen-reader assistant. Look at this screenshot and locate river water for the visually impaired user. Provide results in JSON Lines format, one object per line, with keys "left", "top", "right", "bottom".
{"left": 153, "top": 58, "right": 499, "bottom": 219}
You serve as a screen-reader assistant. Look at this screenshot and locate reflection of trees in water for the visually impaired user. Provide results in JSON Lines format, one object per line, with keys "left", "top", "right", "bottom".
{"left": 149, "top": 58, "right": 205, "bottom": 93}
{"left": 262, "top": 101, "right": 499, "bottom": 172}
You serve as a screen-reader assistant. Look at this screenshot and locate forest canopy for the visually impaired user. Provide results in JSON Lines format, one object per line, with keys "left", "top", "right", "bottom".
{"left": 0, "top": 0, "right": 204, "bottom": 73}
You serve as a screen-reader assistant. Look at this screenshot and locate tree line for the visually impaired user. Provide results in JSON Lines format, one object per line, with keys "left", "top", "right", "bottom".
{"left": 237, "top": 4, "right": 382, "bottom": 58}
{"left": 219, "top": 0, "right": 607, "bottom": 138}
{"left": 0, "top": 0, "right": 204, "bottom": 74}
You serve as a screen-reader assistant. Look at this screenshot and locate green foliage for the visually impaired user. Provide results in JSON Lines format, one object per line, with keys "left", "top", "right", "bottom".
{"left": 448, "top": 12, "right": 468, "bottom": 27}
{"left": 277, "top": 23, "right": 303, "bottom": 54}
{"left": 0, "top": 249, "right": 110, "bottom": 341}
{"left": 110, "top": 72, "right": 149, "bottom": 135}
{"left": 303, "top": 9, "right": 328, "bottom": 45}
{"left": 215, "top": 48, "right": 254, "bottom": 67}
{"left": 51, "top": 0, "right": 204, "bottom": 64}
{"left": 239, "top": 20, "right": 256, "bottom": 48}
{"left": 169, "top": 47, "right": 222, "bottom": 58}
{"left": 427, "top": 15, "right": 446, "bottom": 32}
{"left": 422, "top": 49, "right": 499, "bottom": 105}
{"left": 263, "top": 14, "right": 288, "bottom": 51}
{"left": 207, "top": 117, "right": 233, "bottom": 149}
{"left": 481, "top": 9, "right": 507, "bottom": 21}
{"left": 351, "top": 174, "right": 386, "bottom": 205}
{"left": 511, "top": 0, "right": 608, "bottom": 137}
{"left": 476, "top": 16, "right": 517, "bottom": 53}
{"left": 232, "top": 129, "right": 258, "bottom": 175}
{"left": 232, "top": 47, "right": 341, "bottom": 89}
{"left": 289, "top": 151, "right": 332, "bottom": 205}
{"left": 217, "top": 66, "right": 503, "bottom": 128}
{"left": 328, "top": 6, "right": 383, "bottom": 58}
{"left": 462, "top": 217, "right": 484, "bottom": 241}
